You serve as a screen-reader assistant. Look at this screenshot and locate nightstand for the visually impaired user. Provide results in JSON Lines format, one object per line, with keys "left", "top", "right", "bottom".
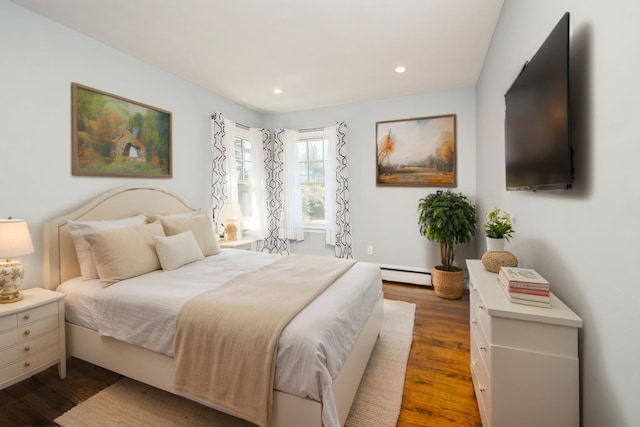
{"left": 219, "top": 239, "right": 255, "bottom": 250}
{"left": 0, "top": 287, "right": 66, "bottom": 389}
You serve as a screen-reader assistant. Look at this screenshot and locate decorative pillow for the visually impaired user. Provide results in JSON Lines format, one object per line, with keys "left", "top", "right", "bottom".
{"left": 157, "top": 216, "right": 220, "bottom": 256}
{"left": 153, "top": 231, "right": 205, "bottom": 271}
{"left": 67, "top": 214, "right": 147, "bottom": 280}
{"left": 84, "top": 221, "right": 165, "bottom": 287}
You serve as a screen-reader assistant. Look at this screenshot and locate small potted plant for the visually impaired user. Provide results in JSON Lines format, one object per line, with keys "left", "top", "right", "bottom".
{"left": 482, "top": 208, "right": 514, "bottom": 251}
{"left": 418, "top": 190, "right": 477, "bottom": 299}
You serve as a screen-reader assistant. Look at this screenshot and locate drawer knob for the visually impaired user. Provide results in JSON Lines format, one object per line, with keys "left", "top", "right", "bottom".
{"left": 23, "top": 314, "right": 31, "bottom": 320}
{"left": 24, "top": 346, "right": 31, "bottom": 352}
{"left": 472, "top": 319, "right": 478, "bottom": 325}
{"left": 480, "top": 345, "right": 488, "bottom": 351}
{"left": 478, "top": 304, "right": 485, "bottom": 310}
{"left": 479, "top": 386, "right": 486, "bottom": 392}
{"left": 24, "top": 329, "right": 31, "bottom": 336}
{"left": 24, "top": 361, "right": 31, "bottom": 367}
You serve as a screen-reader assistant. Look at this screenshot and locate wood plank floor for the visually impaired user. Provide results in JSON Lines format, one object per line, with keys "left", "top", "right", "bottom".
{"left": 0, "top": 281, "right": 481, "bottom": 426}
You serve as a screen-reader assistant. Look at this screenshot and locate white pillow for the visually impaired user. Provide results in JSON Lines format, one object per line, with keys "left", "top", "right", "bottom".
{"left": 156, "top": 215, "right": 220, "bottom": 257}
{"left": 153, "top": 231, "right": 205, "bottom": 271}
{"left": 84, "top": 221, "right": 165, "bottom": 287}
{"left": 67, "top": 214, "right": 147, "bottom": 280}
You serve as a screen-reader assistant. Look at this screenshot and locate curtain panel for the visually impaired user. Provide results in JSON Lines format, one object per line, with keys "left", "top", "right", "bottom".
{"left": 211, "top": 113, "right": 268, "bottom": 242}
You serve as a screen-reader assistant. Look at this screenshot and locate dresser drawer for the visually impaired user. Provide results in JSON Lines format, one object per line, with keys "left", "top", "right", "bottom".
{"left": 470, "top": 284, "right": 492, "bottom": 342}
{"left": 0, "top": 331, "right": 59, "bottom": 367}
{"left": 0, "top": 344, "right": 59, "bottom": 384}
{"left": 471, "top": 345, "right": 492, "bottom": 425}
{"left": 17, "top": 301, "right": 58, "bottom": 326}
{"left": 0, "top": 314, "right": 17, "bottom": 332}
{"left": 18, "top": 315, "right": 58, "bottom": 342}
{"left": 471, "top": 322, "right": 491, "bottom": 375}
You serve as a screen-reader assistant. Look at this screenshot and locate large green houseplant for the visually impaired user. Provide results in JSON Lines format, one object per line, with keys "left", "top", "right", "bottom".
{"left": 418, "top": 190, "right": 477, "bottom": 299}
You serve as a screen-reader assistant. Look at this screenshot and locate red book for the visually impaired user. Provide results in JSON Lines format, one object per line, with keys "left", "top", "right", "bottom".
{"left": 508, "top": 287, "right": 550, "bottom": 297}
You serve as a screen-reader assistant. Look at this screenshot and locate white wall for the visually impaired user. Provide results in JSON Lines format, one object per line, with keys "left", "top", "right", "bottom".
{"left": 1, "top": 0, "right": 263, "bottom": 287}
{"left": 265, "top": 88, "right": 478, "bottom": 271}
{"left": 476, "top": 1, "right": 640, "bottom": 425}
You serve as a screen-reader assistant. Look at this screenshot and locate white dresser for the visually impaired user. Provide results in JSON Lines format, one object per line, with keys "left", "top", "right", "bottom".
{"left": 0, "top": 287, "right": 66, "bottom": 389}
{"left": 467, "top": 260, "right": 582, "bottom": 427}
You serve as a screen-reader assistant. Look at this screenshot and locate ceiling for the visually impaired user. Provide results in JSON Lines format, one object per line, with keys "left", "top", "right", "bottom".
{"left": 12, "top": 0, "right": 503, "bottom": 114}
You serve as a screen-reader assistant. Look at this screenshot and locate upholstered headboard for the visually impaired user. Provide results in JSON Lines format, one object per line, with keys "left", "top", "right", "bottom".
{"left": 42, "top": 186, "right": 196, "bottom": 290}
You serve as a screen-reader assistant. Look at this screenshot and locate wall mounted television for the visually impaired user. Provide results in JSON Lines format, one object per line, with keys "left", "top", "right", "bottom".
{"left": 504, "top": 12, "right": 573, "bottom": 191}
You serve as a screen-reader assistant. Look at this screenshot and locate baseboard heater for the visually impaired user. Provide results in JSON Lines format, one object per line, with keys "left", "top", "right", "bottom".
{"left": 379, "top": 264, "right": 432, "bottom": 286}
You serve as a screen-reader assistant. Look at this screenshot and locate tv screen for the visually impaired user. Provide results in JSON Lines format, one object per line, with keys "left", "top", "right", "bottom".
{"left": 504, "top": 12, "right": 572, "bottom": 191}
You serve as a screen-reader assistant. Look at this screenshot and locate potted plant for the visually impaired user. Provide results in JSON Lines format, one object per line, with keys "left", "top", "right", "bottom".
{"left": 482, "top": 208, "right": 514, "bottom": 251}
{"left": 418, "top": 190, "right": 477, "bottom": 299}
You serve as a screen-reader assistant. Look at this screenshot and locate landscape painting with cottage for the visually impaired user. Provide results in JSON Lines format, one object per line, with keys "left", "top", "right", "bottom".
{"left": 72, "top": 83, "right": 171, "bottom": 177}
{"left": 376, "top": 115, "right": 456, "bottom": 187}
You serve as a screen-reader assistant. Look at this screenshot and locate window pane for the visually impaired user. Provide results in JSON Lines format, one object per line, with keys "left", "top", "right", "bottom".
{"left": 309, "top": 161, "right": 324, "bottom": 182}
{"left": 309, "top": 140, "right": 323, "bottom": 161}
{"left": 299, "top": 162, "right": 308, "bottom": 183}
{"left": 298, "top": 141, "right": 308, "bottom": 162}
{"left": 237, "top": 182, "right": 251, "bottom": 217}
{"left": 301, "top": 183, "right": 325, "bottom": 224}
{"left": 236, "top": 159, "right": 243, "bottom": 179}
{"left": 234, "top": 140, "right": 243, "bottom": 161}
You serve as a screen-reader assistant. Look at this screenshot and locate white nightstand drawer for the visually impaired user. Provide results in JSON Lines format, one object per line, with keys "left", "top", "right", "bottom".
{"left": 0, "top": 314, "right": 17, "bottom": 332}
{"left": 0, "top": 344, "right": 59, "bottom": 384}
{"left": 0, "top": 332, "right": 59, "bottom": 367}
{"left": 17, "top": 301, "right": 58, "bottom": 326}
{"left": 18, "top": 315, "right": 58, "bottom": 342}
{"left": 0, "top": 328, "right": 18, "bottom": 350}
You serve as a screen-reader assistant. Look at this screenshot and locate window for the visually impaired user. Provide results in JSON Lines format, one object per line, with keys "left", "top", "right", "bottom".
{"left": 298, "top": 132, "right": 327, "bottom": 227}
{"left": 234, "top": 134, "right": 252, "bottom": 217}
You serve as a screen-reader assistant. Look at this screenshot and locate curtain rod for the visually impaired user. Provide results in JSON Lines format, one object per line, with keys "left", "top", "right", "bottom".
{"left": 233, "top": 123, "right": 324, "bottom": 133}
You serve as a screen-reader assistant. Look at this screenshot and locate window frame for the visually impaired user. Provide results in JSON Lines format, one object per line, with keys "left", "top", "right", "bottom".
{"left": 297, "top": 130, "right": 327, "bottom": 230}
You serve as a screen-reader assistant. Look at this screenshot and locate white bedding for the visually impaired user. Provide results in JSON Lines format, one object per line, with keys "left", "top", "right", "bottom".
{"left": 57, "top": 249, "right": 382, "bottom": 426}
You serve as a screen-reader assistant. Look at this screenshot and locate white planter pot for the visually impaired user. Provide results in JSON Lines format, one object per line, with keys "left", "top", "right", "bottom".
{"left": 486, "top": 237, "right": 505, "bottom": 252}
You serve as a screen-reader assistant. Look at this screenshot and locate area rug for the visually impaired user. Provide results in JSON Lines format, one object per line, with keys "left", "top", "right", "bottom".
{"left": 55, "top": 299, "right": 415, "bottom": 427}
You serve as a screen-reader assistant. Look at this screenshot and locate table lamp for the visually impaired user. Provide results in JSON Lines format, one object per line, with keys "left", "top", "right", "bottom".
{"left": 219, "top": 203, "right": 243, "bottom": 241}
{"left": 0, "top": 218, "right": 35, "bottom": 303}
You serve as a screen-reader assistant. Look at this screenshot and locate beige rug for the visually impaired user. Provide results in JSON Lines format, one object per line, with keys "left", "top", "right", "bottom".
{"left": 55, "top": 299, "right": 415, "bottom": 427}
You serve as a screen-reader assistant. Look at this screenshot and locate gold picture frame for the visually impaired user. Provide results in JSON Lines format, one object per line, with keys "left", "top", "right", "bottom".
{"left": 376, "top": 114, "right": 456, "bottom": 187}
{"left": 72, "top": 83, "right": 172, "bottom": 178}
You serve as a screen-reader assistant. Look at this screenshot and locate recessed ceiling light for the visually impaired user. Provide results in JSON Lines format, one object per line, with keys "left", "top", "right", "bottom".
{"left": 395, "top": 66, "right": 407, "bottom": 73}
{"left": 273, "top": 88, "right": 282, "bottom": 95}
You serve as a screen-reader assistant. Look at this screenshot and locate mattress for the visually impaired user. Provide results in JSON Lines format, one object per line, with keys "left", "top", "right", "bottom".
{"left": 57, "top": 249, "right": 382, "bottom": 424}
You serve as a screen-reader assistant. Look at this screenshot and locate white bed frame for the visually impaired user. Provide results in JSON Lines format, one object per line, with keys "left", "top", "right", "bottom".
{"left": 43, "top": 185, "right": 383, "bottom": 427}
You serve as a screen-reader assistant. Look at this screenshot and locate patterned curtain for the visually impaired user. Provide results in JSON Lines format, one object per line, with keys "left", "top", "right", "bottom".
{"left": 260, "top": 128, "right": 289, "bottom": 254}
{"left": 211, "top": 113, "right": 228, "bottom": 222}
{"left": 327, "top": 122, "right": 352, "bottom": 258}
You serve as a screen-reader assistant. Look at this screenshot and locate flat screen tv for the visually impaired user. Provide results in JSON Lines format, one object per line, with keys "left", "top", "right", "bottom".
{"left": 504, "top": 12, "right": 573, "bottom": 191}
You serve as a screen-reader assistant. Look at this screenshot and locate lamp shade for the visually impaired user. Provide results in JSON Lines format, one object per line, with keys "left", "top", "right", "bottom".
{"left": 219, "top": 203, "right": 243, "bottom": 222}
{"left": 0, "top": 219, "right": 35, "bottom": 258}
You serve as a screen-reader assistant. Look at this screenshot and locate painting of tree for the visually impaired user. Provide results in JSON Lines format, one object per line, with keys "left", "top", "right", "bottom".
{"left": 72, "top": 83, "right": 172, "bottom": 177}
{"left": 376, "top": 115, "right": 456, "bottom": 187}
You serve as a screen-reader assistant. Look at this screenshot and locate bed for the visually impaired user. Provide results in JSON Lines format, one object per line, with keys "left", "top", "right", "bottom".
{"left": 42, "top": 185, "right": 384, "bottom": 427}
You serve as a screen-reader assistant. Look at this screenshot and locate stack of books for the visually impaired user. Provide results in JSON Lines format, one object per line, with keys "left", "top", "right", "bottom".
{"left": 498, "top": 266, "right": 551, "bottom": 308}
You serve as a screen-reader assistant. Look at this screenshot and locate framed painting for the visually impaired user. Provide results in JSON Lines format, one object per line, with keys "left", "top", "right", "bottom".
{"left": 376, "top": 114, "right": 456, "bottom": 187}
{"left": 71, "top": 83, "right": 172, "bottom": 178}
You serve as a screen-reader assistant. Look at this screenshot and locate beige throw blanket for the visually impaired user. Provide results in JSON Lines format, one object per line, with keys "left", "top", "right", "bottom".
{"left": 173, "top": 254, "right": 355, "bottom": 427}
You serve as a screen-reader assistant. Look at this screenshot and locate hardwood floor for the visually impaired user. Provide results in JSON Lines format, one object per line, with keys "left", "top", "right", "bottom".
{"left": 384, "top": 282, "right": 481, "bottom": 427}
{"left": 0, "top": 281, "right": 481, "bottom": 426}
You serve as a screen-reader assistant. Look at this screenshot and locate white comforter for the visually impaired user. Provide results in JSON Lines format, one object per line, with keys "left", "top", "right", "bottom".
{"left": 57, "top": 249, "right": 382, "bottom": 427}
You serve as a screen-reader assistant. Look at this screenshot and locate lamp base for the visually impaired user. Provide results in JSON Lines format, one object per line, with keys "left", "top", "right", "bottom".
{"left": 0, "top": 259, "right": 25, "bottom": 304}
{"left": 0, "top": 290, "right": 23, "bottom": 304}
